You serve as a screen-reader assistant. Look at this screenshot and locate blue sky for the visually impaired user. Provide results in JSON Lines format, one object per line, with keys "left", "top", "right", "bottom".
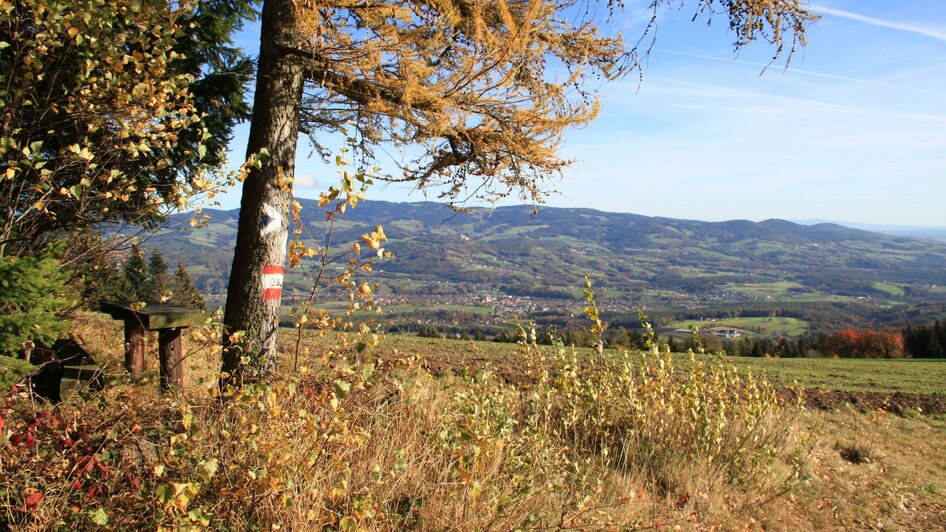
{"left": 217, "top": 1, "right": 946, "bottom": 226}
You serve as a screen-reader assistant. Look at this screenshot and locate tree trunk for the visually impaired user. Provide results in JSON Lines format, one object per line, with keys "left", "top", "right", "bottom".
{"left": 158, "top": 328, "right": 184, "bottom": 392}
{"left": 124, "top": 318, "right": 147, "bottom": 378}
{"left": 221, "top": 0, "right": 303, "bottom": 386}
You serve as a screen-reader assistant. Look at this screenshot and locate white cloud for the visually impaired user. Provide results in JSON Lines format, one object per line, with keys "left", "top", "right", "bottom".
{"left": 808, "top": 4, "right": 946, "bottom": 43}
{"left": 653, "top": 49, "right": 946, "bottom": 97}
{"left": 293, "top": 173, "right": 323, "bottom": 189}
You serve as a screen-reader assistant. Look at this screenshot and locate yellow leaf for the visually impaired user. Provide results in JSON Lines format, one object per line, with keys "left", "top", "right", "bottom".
{"left": 358, "top": 282, "right": 372, "bottom": 297}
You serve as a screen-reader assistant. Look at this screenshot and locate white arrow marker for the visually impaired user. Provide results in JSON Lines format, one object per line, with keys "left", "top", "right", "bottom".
{"left": 260, "top": 203, "right": 282, "bottom": 236}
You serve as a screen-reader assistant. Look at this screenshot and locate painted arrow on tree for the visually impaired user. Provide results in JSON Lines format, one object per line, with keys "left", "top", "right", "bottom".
{"left": 260, "top": 203, "right": 283, "bottom": 236}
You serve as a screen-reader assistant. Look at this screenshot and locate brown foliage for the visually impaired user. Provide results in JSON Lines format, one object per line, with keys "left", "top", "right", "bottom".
{"left": 821, "top": 328, "right": 905, "bottom": 359}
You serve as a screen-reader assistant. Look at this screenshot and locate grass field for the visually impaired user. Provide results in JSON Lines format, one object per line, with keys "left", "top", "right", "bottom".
{"left": 872, "top": 281, "right": 906, "bottom": 297}
{"left": 310, "top": 333, "right": 945, "bottom": 396}
{"left": 719, "top": 281, "right": 803, "bottom": 298}
{"left": 670, "top": 316, "right": 810, "bottom": 337}
{"left": 729, "top": 356, "right": 946, "bottom": 395}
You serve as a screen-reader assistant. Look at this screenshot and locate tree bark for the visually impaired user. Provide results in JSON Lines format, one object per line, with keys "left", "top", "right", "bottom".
{"left": 158, "top": 328, "right": 184, "bottom": 392}
{"left": 124, "top": 319, "right": 146, "bottom": 378}
{"left": 221, "top": 0, "right": 304, "bottom": 386}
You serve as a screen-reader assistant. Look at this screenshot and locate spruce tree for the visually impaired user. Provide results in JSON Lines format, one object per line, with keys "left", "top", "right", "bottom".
{"left": 0, "top": 253, "right": 71, "bottom": 355}
{"left": 123, "top": 246, "right": 149, "bottom": 301}
{"left": 173, "top": 263, "right": 206, "bottom": 310}
{"left": 147, "top": 251, "right": 170, "bottom": 300}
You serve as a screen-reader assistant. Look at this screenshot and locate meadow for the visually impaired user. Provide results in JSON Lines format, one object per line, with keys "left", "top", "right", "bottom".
{"left": 340, "top": 332, "right": 946, "bottom": 396}
{"left": 2, "top": 314, "right": 944, "bottom": 529}
{"left": 669, "top": 316, "right": 811, "bottom": 337}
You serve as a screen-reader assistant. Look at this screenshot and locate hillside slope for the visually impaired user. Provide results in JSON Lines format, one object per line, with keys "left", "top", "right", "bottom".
{"left": 147, "top": 200, "right": 946, "bottom": 330}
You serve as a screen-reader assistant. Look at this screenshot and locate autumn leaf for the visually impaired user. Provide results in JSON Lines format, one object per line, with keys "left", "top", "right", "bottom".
{"left": 24, "top": 488, "right": 43, "bottom": 509}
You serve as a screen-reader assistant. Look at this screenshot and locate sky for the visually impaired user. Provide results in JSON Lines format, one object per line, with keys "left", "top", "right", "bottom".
{"left": 217, "top": 1, "right": 946, "bottom": 227}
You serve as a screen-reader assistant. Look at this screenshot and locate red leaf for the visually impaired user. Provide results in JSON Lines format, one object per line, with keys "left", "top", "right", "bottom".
{"left": 24, "top": 490, "right": 43, "bottom": 508}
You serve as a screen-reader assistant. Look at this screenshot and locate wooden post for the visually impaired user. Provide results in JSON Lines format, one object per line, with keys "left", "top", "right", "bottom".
{"left": 158, "top": 328, "right": 184, "bottom": 391}
{"left": 102, "top": 301, "right": 203, "bottom": 393}
{"left": 124, "top": 319, "right": 146, "bottom": 377}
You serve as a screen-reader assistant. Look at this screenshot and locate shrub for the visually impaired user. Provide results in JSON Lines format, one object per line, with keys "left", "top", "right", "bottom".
{"left": 0, "top": 355, "right": 33, "bottom": 389}
{"left": 1, "top": 292, "right": 802, "bottom": 528}
{"left": 0, "top": 253, "right": 71, "bottom": 355}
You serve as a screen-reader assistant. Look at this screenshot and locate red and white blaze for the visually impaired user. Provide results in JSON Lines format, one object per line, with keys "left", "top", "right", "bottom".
{"left": 262, "top": 265, "right": 284, "bottom": 301}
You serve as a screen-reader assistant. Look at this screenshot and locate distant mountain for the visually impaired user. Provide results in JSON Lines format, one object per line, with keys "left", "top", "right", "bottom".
{"left": 146, "top": 200, "right": 946, "bottom": 331}
{"left": 795, "top": 219, "right": 946, "bottom": 242}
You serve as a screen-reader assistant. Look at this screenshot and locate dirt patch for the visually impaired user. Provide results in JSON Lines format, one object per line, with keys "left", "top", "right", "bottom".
{"left": 781, "top": 388, "right": 946, "bottom": 416}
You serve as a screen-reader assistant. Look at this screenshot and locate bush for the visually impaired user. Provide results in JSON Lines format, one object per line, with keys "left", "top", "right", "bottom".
{"left": 0, "top": 253, "right": 71, "bottom": 355}
{"left": 0, "top": 355, "right": 33, "bottom": 389}
{"left": 0, "top": 295, "right": 802, "bottom": 528}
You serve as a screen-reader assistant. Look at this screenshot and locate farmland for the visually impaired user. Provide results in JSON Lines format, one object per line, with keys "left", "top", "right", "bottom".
{"left": 669, "top": 316, "right": 810, "bottom": 337}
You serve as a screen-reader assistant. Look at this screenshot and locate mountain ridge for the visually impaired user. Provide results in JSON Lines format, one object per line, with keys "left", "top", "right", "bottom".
{"left": 147, "top": 199, "right": 946, "bottom": 332}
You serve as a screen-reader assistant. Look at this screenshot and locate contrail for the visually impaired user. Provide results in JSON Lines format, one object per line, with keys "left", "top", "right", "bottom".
{"left": 809, "top": 4, "right": 946, "bottom": 43}
{"left": 654, "top": 49, "right": 946, "bottom": 98}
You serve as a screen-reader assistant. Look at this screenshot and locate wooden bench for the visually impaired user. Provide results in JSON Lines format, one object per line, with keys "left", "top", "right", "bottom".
{"left": 100, "top": 302, "right": 204, "bottom": 392}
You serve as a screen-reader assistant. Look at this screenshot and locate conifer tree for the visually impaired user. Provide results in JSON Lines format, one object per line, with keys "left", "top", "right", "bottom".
{"left": 123, "top": 246, "right": 149, "bottom": 302}
{"left": 147, "top": 251, "right": 170, "bottom": 300}
{"left": 173, "top": 263, "right": 207, "bottom": 310}
{"left": 0, "top": 252, "right": 71, "bottom": 355}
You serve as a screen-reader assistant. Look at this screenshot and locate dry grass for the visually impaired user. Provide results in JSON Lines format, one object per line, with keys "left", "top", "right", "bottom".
{"left": 751, "top": 408, "right": 946, "bottom": 530}
{"left": 3, "top": 313, "right": 945, "bottom": 530}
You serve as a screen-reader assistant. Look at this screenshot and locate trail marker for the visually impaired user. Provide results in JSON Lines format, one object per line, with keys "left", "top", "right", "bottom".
{"left": 262, "top": 265, "right": 284, "bottom": 300}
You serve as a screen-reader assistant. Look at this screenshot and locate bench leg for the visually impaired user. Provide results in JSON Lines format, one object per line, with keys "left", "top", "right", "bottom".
{"left": 158, "top": 328, "right": 184, "bottom": 392}
{"left": 124, "top": 320, "right": 146, "bottom": 377}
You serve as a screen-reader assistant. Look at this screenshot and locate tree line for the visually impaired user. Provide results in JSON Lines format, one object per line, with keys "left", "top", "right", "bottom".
{"left": 458, "top": 323, "right": 946, "bottom": 359}
{"left": 902, "top": 321, "right": 946, "bottom": 359}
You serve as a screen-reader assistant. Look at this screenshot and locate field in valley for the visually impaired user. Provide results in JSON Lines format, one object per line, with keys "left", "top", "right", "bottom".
{"left": 668, "top": 316, "right": 811, "bottom": 337}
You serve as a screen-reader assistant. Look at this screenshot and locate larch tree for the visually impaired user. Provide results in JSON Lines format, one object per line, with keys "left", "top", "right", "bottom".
{"left": 223, "top": 0, "right": 816, "bottom": 383}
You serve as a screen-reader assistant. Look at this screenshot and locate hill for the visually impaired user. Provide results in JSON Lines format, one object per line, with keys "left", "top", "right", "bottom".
{"left": 146, "top": 200, "right": 946, "bottom": 334}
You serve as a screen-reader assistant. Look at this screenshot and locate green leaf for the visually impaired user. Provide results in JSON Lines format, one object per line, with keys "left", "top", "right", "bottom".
{"left": 0, "top": 42, "right": 10, "bottom": 50}
{"left": 89, "top": 508, "right": 108, "bottom": 526}
{"left": 197, "top": 144, "right": 206, "bottom": 159}
{"left": 188, "top": 508, "right": 210, "bottom": 526}
{"left": 361, "top": 362, "right": 375, "bottom": 381}
{"left": 334, "top": 379, "right": 352, "bottom": 398}
{"left": 156, "top": 483, "right": 172, "bottom": 504}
